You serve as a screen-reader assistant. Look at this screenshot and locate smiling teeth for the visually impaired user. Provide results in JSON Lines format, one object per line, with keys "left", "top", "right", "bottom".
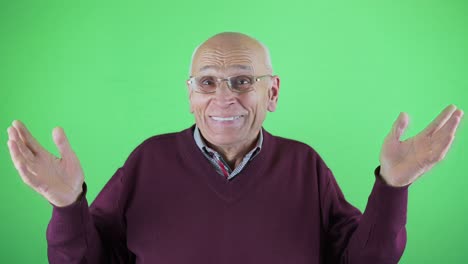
{"left": 211, "top": 115, "right": 242, "bottom": 121}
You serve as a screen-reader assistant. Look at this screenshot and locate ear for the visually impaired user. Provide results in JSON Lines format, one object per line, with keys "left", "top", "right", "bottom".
{"left": 186, "top": 80, "right": 194, "bottom": 113}
{"left": 267, "top": 76, "right": 280, "bottom": 112}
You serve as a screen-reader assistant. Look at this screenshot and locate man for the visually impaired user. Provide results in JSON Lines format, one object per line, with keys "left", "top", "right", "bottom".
{"left": 7, "top": 32, "right": 463, "bottom": 263}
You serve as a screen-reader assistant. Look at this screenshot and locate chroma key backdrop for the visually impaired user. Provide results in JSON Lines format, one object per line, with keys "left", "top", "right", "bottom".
{"left": 1, "top": 0, "right": 467, "bottom": 263}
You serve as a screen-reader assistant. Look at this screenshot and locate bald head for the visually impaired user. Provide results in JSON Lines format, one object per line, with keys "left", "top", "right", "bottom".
{"left": 189, "top": 32, "right": 273, "bottom": 76}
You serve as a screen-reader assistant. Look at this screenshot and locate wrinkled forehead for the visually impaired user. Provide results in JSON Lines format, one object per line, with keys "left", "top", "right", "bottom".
{"left": 191, "top": 46, "right": 268, "bottom": 76}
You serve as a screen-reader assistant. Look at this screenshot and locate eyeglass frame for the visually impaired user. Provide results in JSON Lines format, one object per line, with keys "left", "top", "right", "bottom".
{"left": 186, "top": 74, "right": 273, "bottom": 94}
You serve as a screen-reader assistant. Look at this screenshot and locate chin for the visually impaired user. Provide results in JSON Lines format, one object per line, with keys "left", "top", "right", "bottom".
{"left": 198, "top": 122, "right": 250, "bottom": 146}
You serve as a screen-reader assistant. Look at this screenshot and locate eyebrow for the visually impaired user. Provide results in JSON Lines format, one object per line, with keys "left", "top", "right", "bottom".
{"left": 199, "top": 64, "right": 253, "bottom": 72}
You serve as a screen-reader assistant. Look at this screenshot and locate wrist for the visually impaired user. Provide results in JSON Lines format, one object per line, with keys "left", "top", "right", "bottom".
{"left": 50, "top": 183, "right": 85, "bottom": 208}
{"left": 378, "top": 166, "right": 411, "bottom": 187}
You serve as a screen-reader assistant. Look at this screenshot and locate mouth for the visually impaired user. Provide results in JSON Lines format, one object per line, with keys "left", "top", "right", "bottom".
{"left": 209, "top": 115, "right": 244, "bottom": 122}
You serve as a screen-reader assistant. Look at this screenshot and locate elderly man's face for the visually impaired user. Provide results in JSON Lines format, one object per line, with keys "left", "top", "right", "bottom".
{"left": 188, "top": 36, "right": 279, "bottom": 148}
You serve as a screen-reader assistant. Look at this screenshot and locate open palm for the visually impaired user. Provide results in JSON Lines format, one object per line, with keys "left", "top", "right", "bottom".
{"left": 380, "top": 105, "right": 463, "bottom": 187}
{"left": 7, "top": 120, "right": 84, "bottom": 207}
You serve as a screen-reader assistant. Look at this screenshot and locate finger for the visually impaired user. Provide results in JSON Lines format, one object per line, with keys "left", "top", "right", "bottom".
{"left": 7, "top": 126, "right": 35, "bottom": 162}
{"left": 52, "top": 127, "right": 74, "bottom": 159}
{"left": 390, "top": 112, "right": 409, "bottom": 141}
{"left": 431, "top": 132, "right": 456, "bottom": 163}
{"left": 436, "top": 109, "right": 464, "bottom": 138}
{"left": 11, "top": 120, "right": 43, "bottom": 155}
{"left": 423, "top": 104, "right": 457, "bottom": 136}
{"left": 430, "top": 110, "right": 463, "bottom": 163}
{"left": 7, "top": 140, "right": 40, "bottom": 188}
{"left": 7, "top": 126, "right": 20, "bottom": 141}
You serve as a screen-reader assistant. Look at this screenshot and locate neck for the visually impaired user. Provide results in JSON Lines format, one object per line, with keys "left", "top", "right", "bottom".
{"left": 204, "top": 132, "right": 260, "bottom": 170}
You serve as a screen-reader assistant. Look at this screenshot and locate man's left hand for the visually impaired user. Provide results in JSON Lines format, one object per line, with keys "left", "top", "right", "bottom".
{"left": 379, "top": 104, "right": 464, "bottom": 187}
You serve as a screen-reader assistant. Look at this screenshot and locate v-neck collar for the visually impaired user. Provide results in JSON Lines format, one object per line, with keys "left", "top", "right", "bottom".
{"left": 176, "top": 125, "right": 275, "bottom": 204}
{"left": 192, "top": 125, "right": 263, "bottom": 179}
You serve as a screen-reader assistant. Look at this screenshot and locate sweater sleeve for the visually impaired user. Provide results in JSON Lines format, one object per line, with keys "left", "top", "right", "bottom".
{"left": 46, "top": 167, "right": 135, "bottom": 263}
{"left": 321, "top": 165, "right": 409, "bottom": 264}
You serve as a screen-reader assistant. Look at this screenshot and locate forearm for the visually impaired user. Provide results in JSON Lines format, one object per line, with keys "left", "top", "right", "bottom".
{"left": 46, "top": 185, "right": 107, "bottom": 264}
{"left": 344, "top": 167, "right": 409, "bottom": 264}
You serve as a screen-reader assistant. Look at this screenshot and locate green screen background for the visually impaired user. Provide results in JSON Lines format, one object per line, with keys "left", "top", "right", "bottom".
{"left": 1, "top": 0, "right": 467, "bottom": 263}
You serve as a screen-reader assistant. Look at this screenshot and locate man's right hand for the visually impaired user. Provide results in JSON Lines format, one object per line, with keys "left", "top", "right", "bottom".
{"left": 7, "top": 120, "right": 84, "bottom": 207}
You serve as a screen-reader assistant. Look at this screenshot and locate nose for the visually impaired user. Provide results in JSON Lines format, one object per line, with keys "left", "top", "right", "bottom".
{"left": 214, "top": 80, "right": 236, "bottom": 106}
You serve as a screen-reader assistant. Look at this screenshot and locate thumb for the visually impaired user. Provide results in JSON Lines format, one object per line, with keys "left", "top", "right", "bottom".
{"left": 52, "top": 127, "right": 74, "bottom": 159}
{"left": 391, "top": 112, "right": 409, "bottom": 141}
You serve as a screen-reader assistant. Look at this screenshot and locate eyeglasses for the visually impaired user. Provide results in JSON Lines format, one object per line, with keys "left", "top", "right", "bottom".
{"left": 187, "top": 75, "right": 272, "bottom": 94}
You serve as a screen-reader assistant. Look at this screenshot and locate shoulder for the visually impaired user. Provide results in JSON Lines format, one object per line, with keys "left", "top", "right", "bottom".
{"left": 265, "top": 131, "right": 332, "bottom": 189}
{"left": 123, "top": 127, "right": 193, "bottom": 166}
{"left": 266, "top": 130, "right": 330, "bottom": 169}
{"left": 268, "top": 132, "right": 320, "bottom": 157}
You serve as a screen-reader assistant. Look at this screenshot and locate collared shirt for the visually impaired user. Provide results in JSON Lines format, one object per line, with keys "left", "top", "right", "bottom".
{"left": 193, "top": 125, "right": 263, "bottom": 181}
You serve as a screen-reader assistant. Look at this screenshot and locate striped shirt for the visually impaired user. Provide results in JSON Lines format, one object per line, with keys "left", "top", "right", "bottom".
{"left": 193, "top": 126, "right": 263, "bottom": 181}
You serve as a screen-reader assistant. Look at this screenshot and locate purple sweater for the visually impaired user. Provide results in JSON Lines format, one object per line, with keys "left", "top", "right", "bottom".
{"left": 47, "top": 126, "right": 408, "bottom": 264}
